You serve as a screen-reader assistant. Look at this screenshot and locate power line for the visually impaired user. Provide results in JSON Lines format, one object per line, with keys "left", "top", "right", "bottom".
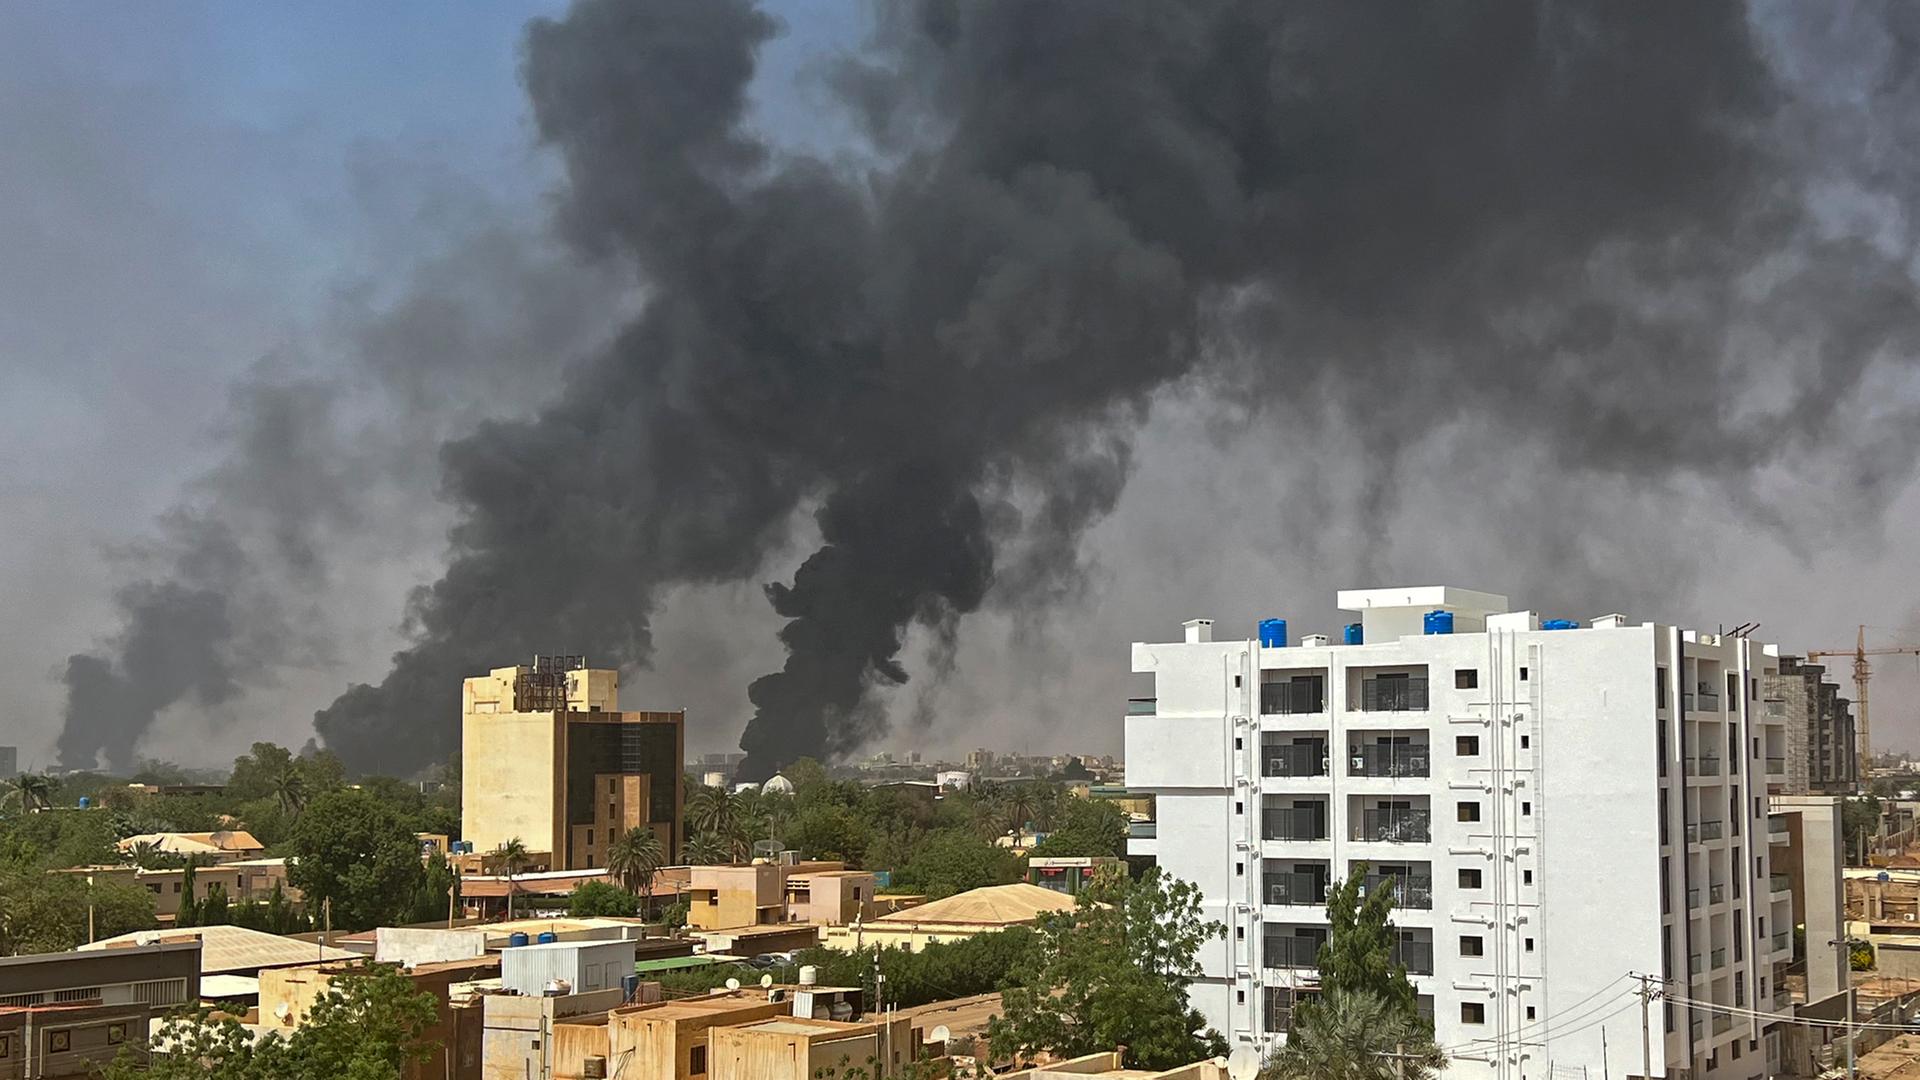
{"left": 1439, "top": 976, "right": 1641, "bottom": 1055}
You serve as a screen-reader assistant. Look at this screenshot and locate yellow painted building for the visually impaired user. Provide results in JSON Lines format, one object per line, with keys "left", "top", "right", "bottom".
{"left": 461, "top": 657, "right": 684, "bottom": 871}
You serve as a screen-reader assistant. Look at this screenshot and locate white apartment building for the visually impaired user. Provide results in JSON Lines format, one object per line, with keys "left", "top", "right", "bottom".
{"left": 1126, "top": 586, "right": 1797, "bottom": 1080}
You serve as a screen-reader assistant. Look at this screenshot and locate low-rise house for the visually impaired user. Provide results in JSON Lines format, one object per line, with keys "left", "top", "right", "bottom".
{"left": 821, "top": 883, "right": 1075, "bottom": 953}
{"left": 80, "top": 925, "right": 355, "bottom": 984}
{"left": 1024, "top": 857, "right": 1124, "bottom": 897}
{"left": 0, "top": 939, "right": 201, "bottom": 1078}
{"left": 709, "top": 1014, "right": 918, "bottom": 1080}
{"left": 114, "top": 831, "right": 265, "bottom": 864}
{"left": 49, "top": 858, "right": 294, "bottom": 925}
{"left": 257, "top": 957, "right": 497, "bottom": 1080}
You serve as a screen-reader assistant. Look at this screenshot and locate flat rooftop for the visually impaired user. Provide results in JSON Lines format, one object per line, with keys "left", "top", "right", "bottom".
{"left": 1336, "top": 585, "right": 1510, "bottom": 615}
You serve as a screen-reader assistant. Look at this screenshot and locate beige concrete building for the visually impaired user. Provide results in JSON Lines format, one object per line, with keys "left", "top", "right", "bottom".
{"left": 49, "top": 858, "right": 293, "bottom": 924}
{"left": 461, "top": 656, "right": 683, "bottom": 871}
{"left": 708, "top": 1014, "right": 916, "bottom": 1080}
{"left": 686, "top": 862, "right": 881, "bottom": 931}
{"left": 820, "top": 883, "right": 1076, "bottom": 953}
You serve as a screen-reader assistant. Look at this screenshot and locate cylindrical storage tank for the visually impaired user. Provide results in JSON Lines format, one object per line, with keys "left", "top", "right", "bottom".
{"left": 1258, "top": 618, "right": 1288, "bottom": 648}
{"left": 1423, "top": 610, "right": 1454, "bottom": 635}
{"left": 1344, "top": 623, "right": 1364, "bottom": 646}
{"left": 798, "top": 964, "right": 818, "bottom": 987}
{"left": 77, "top": 796, "right": 91, "bottom": 809}
{"left": 536, "top": 931, "right": 558, "bottom": 944}
{"left": 508, "top": 932, "right": 530, "bottom": 948}
{"left": 1542, "top": 618, "right": 1580, "bottom": 631}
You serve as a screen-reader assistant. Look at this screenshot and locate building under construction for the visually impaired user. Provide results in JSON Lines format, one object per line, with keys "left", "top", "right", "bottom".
{"left": 461, "top": 656, "right": 683, "bottom": 872}
{"left": 1768, "top": 657, "right": 1859, "bottom": 795}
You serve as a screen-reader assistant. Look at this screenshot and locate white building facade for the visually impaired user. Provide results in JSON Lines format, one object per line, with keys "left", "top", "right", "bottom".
{"left": 1126, "top": 586, "right": 1796, "bottom": 1080}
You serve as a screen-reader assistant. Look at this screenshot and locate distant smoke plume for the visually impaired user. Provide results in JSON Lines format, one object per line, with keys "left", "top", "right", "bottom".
{"left": 311, "top": 0, "right": 1920, "bottom": 779}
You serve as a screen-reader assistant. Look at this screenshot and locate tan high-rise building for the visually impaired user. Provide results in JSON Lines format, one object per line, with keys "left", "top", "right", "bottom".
{"left": 461, "top": 656, "right": 683, "bottom": 871}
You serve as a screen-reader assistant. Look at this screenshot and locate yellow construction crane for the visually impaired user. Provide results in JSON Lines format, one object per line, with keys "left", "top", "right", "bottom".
{"left": 1805, "top": 625, "right": 1920, "bottom": 780}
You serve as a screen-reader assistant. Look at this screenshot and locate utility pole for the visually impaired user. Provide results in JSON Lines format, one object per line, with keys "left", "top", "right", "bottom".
{"left": 1632, "top": 973, "right": 1661, "bottom": 1080}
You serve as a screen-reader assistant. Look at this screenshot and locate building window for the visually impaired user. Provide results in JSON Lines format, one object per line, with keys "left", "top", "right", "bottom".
{"left": 49, "top": 1030, "right": 71, "bottom": 1053}
{"left": 107, "top": 1023, "right": 126, "bottom": 1045}
{"left": 587, "top": 828, "right": 594, "bottom": 846}
{"left": 0, "top": 1035, "right": 10, "bottom": 1060}
{"left": 1526, "top": 1006, "right": 1536, "bottom": 1020}
{"left": 1238, "top": 990, "right": 1246, "bottom": 1004}
{"left": 1657, "top": 665, "right": 1668, "bottom": 704}
{"left": 1460, "top": 935, "right": 1484, "bottom": 957}
{"left": 1236, "top": 926, "right": 1245, "bottom": 940}
{"left": 1521, "top": 801, "right": 1531, "bottom": 816}
{"left": 1522, "top": 869, "right": 1533, "bottom": 885}
{"left": 1462, "top": 1002, "right": 1485, "bottom": 1024}
{"left": 146, "top": 884, "right": 161, "bottom": 895}
{"left": 1458, "top": 868, "right": 1482, "bottom": 889}
{"left": 1456, "top": 669, "right": 1478, "bottom": 689}
{"left": 690, "top": 1045, "right": 707, "bottom": 1075}
{"left": 1525, "top": 937, "right": 1535, "bottom": 952}
{"left": 1235, "top": 675, "right": 1243, "bottom": 688}
{"left": 608, "top": 778, "right": 617, "bottom": 794}
{"left": 1235, "top": 737, "right": 1243, "bottom": 750}
{"left": 173, "top": 883, "right": 182, "bottom": 894}
{"left": 1235, "top": 801, "right": 1244, "bottom": 815}
{"left": 1520, "top": 734, "right": 1530, "bottom": 749}
{"left": 1456, "top": 736, "right": 1480, "bottom": 756}
{"left": 1520, "top": 666, "right": 1529, "bottom": 680}
{"left": 1457, "top": 802, "right": 1481, "bottom": 823}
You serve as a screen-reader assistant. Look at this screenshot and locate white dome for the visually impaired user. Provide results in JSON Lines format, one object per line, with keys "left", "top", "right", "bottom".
{"left": 760, "top": 774, "right": 795, "bottom": 795}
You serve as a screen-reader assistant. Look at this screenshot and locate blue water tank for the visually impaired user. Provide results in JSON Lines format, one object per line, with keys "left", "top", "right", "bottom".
{"left": 508, "top": 932, "right": 530, "bottom": 948}
{"left": 1542, "top": 618, "right": 1580, "bottom": 631}
{"left": 536, "top": 931, "right": 558, "bottom": 944}
{"left": 1258, "top": 618, "right": 1288, "bottom": 648}
{"left": 77, "top": 796, "right": 91, "bottom": 809}
{"left": 1423, "top": 610, "right": 1454, "bottom": 635}
{"left": 1343, "top": 623, "right": 1364, "bottom": 646}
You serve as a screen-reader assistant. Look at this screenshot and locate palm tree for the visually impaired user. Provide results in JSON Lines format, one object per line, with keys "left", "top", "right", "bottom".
{"left": 271, "top": 763, "right": 308, "bottom": 817}
{"left": 124, "top": 840, "right": 165, "bottom": 870}
{"left": 685, "top": 786, "right": 737, "bottom": 838}
{"left": 1000, "top": 785, "right": 1038, "bottom": 836}
{"left": 606, "top": 827, "right": 665, "bottom": 902}
{"left": 496, "top": 837, "right": 531, "bottom": 920}
{"left": 1261, "top": 989, "right": 1445, "bottom": 1080}
{"left": 683, "top": 832, "right": 728, "bottom": 866}
{"left": 1, "top": 773, "right": 53, "bottom": 814}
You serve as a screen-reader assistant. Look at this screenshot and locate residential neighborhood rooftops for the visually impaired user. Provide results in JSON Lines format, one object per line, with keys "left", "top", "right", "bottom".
{"left": 80, "top": 925, "right": 356, "bottom": 975}
{"left": 115, "top": 830, "right": 265, "bottom": 858}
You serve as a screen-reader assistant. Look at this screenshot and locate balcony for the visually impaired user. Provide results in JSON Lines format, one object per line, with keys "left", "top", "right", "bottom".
{"left": 1362, "top": 873, "right": 1434, "bottom": 910}
{"left": 1262, "top": 677, "right": 1328, "bottom": 716}
{"left": 1713, "top": 1013, "right": 1733, "bottom": 1034}
{"left": 1390, "top": 939, "right": 1434, "bottom": 976}
{"left": 1264, "top": 807, "right": 1329, "bottom": 842}
{"left": 1686, "top": 820, "right": 1725, "bottom": 843}
{"left": 1265, "top": 743, "right": 1330, "bottom": 778}
{"left": 1689, "top": 953, "right": 1704, "bottom": 975}
{"left": 1766, "top": 756, "right": 1786, "bottom": 775}
{"left": 1770, "top": 873, "right": 1792, "bottom": 896}
{"left": 1687, "top": 887, "right": 1701, "bottom": 910}
{"left": 1687, "top": 754, "right": 1722, "bottom": 778}
{"left": 1355, "top": 807, "right": 1431, "bottom": 844}
{"left": 1127, "top": 697, "right": 1157, "bottom": 716}
{"left": 1711, "top": 947, "right": 1727, "bottom": 970}
{"left": 1266, "top": 871, "right": 1329, "bottom": 907}
{"left": 1348, "top": 744, "right": 1431, "bottom": 779}
{"left": 1709, "top": 883, "right": 1726, "bottom": 904}
{"left": 1265, "top": 933, "right": 1326, "bottom": 970}
{"left": 1772, "top": 931, "right": 1790, "bottom": 953}
{"left": 1358, "top": 676, "right": 1429, "bottom": 713}
{"left": 1129, "top": 820, "right": 1157, "bottom": 840}
{"left": 1769, "top": 815, "right": 1790, "bottom": 840}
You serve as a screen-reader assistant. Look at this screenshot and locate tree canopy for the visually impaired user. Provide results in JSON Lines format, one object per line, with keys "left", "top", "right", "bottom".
{"left": 989, "top": 866, "right": 1225, "bottom": 1071}
{"left": 285, "top": 789, "right": 427, "bottom": 932}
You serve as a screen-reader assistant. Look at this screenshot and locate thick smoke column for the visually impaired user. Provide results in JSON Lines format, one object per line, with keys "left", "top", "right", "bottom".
{"left": 312, "top": 0, "right": 1920, "bottom": 779}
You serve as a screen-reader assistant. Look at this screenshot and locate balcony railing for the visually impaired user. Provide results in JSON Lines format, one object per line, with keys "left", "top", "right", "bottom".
{"left": 1261, "top": 678, "right": 1328, "bottom": 716}
{"left": 1711, "top": 947, "right": 1727, "bottom": 969}
{"left": 1129, "top": 821, "right": 1157, "bottom": 839}
{"left": 1356, "top": 808, "right": 1431, "bottom": 843}
{"left": 1266, "top": 872, "right": 1329, "bottom": 906}
{"left": 1358, "top": 676, "right": 1429, "bottom": 713}
{"left": 1390, "top": 940, "right": 1434, "bottom": 975}
{"left": 1697, "top": 690, "right": 1721, "bottom": 712}
{"left": 1690, "top": 754, "right": 1722, "bottom": 777}
{"left": 1772, "top": 931, "right": 1790, "bottom": 953}
{"left": 1766, "top": 756, "right": 1786, "bottom": 774}
{"left": 1265, "top": 934, "right": 1326, "bottom": 970}
{"left": 1687, "top": 820, "right": 1725, "bottom": 844}
{"left": 1349, "top": 744, "right": 1431, "bottom": 778}
{"left": 1709, "top": 883, "right": 1726, "bottom": 904}
{"left": 1770, "top": 873, "right": 1792, "bottom": 895}
{"left": 1688, "top": 887, "right": 1701, "bottom": 910}
{"left": 1127, "top": 697, "right": 1157, "bottom": 716}
{"left": 1689, "top": 953, "right": 1703, "bottom": 975}
{"left": 1713, "top": 1013, "right": 1733, "bottom": 1034}
{"left": 1264, "top": 807, "right": 1329, "bottom": 842}
{"left": 1362, "top": 873, "right": 1434, "bottom": 910}
{"left": 1265, "top": 743, "right": 1330, "bottom": 778}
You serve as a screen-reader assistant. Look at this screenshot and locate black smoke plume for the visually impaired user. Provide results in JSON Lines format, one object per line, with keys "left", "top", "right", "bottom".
{"left": 314, "top": 0, "right": 1920, "bottom": 779}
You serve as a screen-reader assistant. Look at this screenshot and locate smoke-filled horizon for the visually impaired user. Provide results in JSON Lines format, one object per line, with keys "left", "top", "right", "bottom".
{"left": 47, "top": 1, "right": 1920, "bottom": 779}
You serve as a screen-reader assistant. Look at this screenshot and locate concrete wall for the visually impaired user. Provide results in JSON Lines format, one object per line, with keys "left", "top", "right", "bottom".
{"left": 375, "top": 928, "right": 489, "bottom": 968}
{"left": 463, "top": 709, "right": 563, "bottom": 860}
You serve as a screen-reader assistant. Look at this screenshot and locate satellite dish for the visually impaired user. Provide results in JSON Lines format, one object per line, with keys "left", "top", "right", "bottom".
{"left": 930, "top": 1025, "right": 951, "bottom": 1045}
{"left": 1227, "top": 1045, "right": 1260, "bottom": 1080}
{"left": 760, "top": 974, "right": 774, "bottom": 988}
{"left": 725, "top": 978, "right": 741, "bottom": 991}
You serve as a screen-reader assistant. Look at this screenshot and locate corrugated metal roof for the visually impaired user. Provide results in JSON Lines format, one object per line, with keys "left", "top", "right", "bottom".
{"left": 80, "top": 925, "right": 355, "bottom": 974}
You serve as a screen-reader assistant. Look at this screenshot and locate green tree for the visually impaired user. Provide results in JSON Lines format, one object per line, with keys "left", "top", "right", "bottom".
{"left": 227, "top": 743, "right": 297, "bottom": 802}
{"left": 199, "top": 881, "right": 231, "bottom": 926}
{"left": 683, "top": 831, "right": 730, "bottom": 866}
{"left": 1261, "top": 989, "right": 1445, "bottom": 1080}
{"left": 1, "top": 772, "right": 54, "bottom": 814}
{"left": 406, "top": 853, "right": 459, "bottom": 926}
{"left": 888, "top": 828, "right": 1020, "bottom": 898}
{"left": 106, "top": 964, "right": 439, "bottom": 1080}
{"left": 0, "top": 865, "right": 156, "bottom": 955}
{"left": 1843, "top": 794, "right": 1881, "bottom": 862}
{"left": 786, "top": 802, "right": 869, "bottom": 864}
{"left": 989, "top": 866, "right": 1225, "bottom": 1071}
{"left": 285, "top": 790, "right": 427, "bottom": 932}
{"left": 1028, "top": 798, "right": 1127, "bottom": 859}
{"left": 232, "top": 883, "right": 310, "bottom": 935}
{"left": 176, "top": 861, "right": 201, "bottom": 928}
{"left": 606, "top": 826, "right": 664, "bottom": 898}
{"left": 568, "top": 880, "right": 641, "bottom": 917}
{"left": 1315, "top": 863, "right": 1418, "bottom": 1019}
